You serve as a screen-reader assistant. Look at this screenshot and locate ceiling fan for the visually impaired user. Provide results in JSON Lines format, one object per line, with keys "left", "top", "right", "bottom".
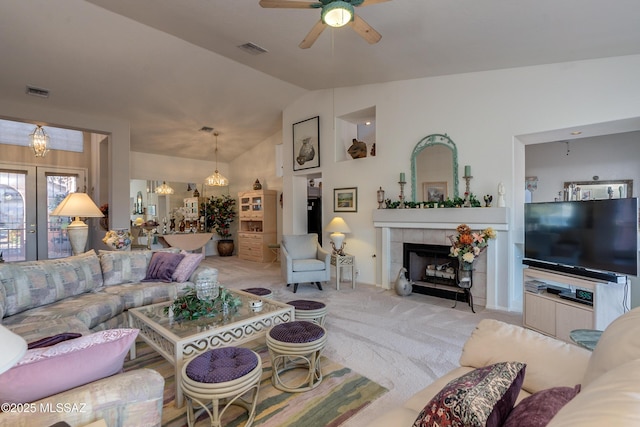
{"left": 259, "top": 0, "right": 389, "bottom": 49}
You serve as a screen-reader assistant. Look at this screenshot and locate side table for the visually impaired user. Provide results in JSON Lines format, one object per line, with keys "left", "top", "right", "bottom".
{"left": 330, "top": 253, "right": 355, "bottom": 290}
{"left": 570, "top": 329, "right": 603, "bottom": 351}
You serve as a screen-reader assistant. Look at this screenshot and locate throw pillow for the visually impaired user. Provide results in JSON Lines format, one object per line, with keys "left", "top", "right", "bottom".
{"left": 27, "top": 332, "right": 83, "bottom": 349}
{"left": 503, "top": 385, "right": 580, "bottom": 427}
{"left": 413, "top": 361, "right": 526, "bottom": 427}
{"left": 142, "top": 252, "right": 185, "bottom": 283}
{"left": 0, "top": 328, "right": 138, "bottom": 404}
{"left": 172, "top": 252, "right": 204, "bottom": 282}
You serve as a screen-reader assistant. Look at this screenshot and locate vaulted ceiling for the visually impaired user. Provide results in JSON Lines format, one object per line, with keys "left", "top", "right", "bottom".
{"left": 2, "top": 0, "right": 640, "bottom": 162}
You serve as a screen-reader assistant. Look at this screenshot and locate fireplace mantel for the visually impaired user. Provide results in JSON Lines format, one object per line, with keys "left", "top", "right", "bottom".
{"left": 373, "top": 207, "right": 510, "bottom": 311}
{"left": 372, "top": 207, "right": 509, "bottom": 230}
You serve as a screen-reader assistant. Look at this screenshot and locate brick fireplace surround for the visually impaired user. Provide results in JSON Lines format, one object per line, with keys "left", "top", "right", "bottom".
{"left": 373, "top": 207, "right": 509, "bottom": 310}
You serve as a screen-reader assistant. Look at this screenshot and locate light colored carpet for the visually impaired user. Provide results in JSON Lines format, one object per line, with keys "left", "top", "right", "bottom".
{"left": 199, "top": 255, "right": 522, "bottom": 426}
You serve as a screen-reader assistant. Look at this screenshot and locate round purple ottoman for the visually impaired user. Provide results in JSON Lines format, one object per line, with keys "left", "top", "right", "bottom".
{"left": 181, "top": 347, "right": 262, "bottom": 426}
{"left": 241, "top": 287, "right": 274, "bottom": 299}
{"left": 266, "top": 321, "right": 327, "bottom": 392}
{"left": 287, "top": 300, "right": 327, "bottom": 326}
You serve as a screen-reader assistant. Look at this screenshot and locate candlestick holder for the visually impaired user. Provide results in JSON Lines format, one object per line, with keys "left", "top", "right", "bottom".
{"left": 377, "top": 187, "right": 385, "bottom": 209}
{"left": 463, "top": 175, "right": 473, "bottom": 207}
{"left": 398, "top": 180, "right": 406, "bottom": 208}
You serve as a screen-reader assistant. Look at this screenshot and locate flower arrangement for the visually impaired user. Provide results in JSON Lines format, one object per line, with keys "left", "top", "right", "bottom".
{"left": 203, "top": 195, "right": 236, "bottom": 239}
{"left": 449, "top": 224, "right": 496, "bottom": 270}
{"left": 164, "top": 285, "right": 242, "bottom": 321}
{"left": 102, "top": 229, "right": 132, "bottom": 250}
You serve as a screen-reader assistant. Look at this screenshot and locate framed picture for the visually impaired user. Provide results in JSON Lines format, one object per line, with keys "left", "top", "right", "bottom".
{"left": 423, "top": 182, "right": 447, "bottom": 202}
{"left": 147, "top": 205, "right": 157, "bottom": 216}
{"left": 293, "top": 116, "right": 320, "bottom": 171}
{"left": 334, "top": 187, "right": 357, "bottom": 212}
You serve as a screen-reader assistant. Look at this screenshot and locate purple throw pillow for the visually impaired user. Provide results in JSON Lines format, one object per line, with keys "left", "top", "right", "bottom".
{"left": 143, "top": 252, "right": 185, "bottom": 282}
{"left": 503, "top": 384, "right": 581, "bottom": 427}
{"left": 413, "top": 361, "right": 526, "bottom": 427}
{"left": 27, "top": 332, "right": 82, "bottom": 349}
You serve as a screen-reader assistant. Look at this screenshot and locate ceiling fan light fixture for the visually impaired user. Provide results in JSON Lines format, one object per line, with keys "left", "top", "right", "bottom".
{"left": 322, "top": 1, "right": 354, "bottom": 28}
{"left": 29, "top": 125, "right": 49, "bottom": 157}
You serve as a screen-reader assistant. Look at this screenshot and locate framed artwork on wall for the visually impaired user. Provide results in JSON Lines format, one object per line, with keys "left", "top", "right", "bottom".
{"left": 293, "top": 116, "right": 320, "bottom": 171}
{"left": 423, "top": 182, "right": 447, "bottom": 202}
{"left": 334, "top": 187, "right": 358, "bottom": 212}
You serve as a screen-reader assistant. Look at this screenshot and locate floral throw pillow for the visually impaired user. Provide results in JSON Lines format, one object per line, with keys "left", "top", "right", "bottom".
{"left": 413, "top": 361, "right": 526, "bottom": 427}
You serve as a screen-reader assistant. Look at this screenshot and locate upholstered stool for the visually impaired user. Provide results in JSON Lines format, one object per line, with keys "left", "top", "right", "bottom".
{"left": 266, "top": 321, "right": 327, "bottom": 393}
{"left": 287, "top": 299, "right": 327, "bottom": 326}
{"left": 180, "top": 347, "right": 262, "bottom": 427}
{"left": 241, "top": 287, "right": 274, "bottom": 299}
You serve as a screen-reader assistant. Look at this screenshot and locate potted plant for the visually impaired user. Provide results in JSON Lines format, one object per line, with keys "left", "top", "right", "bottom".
{"left": 203, "top": 194, "right": 236, "bottom": 256}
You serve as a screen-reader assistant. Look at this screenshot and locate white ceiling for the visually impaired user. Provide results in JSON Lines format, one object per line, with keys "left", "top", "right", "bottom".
{"left": 2, "top": 0, "right": 640, "bottom": 162}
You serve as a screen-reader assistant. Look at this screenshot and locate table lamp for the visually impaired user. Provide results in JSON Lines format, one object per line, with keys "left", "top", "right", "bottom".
{"left": 51, "top": 192, "right": 104, "bottom": 255}
{"left": 0, "top": 325, "right": 27, "bottom": 375}
{"left": 325, "top": 216, "right": 351, "bottom": 256}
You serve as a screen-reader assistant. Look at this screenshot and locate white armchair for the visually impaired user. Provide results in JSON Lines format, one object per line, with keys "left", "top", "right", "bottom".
{"left": 281, "top": 234, "right": 331, "bottom": 293}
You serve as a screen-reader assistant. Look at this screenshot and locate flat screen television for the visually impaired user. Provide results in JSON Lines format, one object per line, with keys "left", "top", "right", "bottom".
{"left": 524, "top": 198, "right": 639, "bottom": 280}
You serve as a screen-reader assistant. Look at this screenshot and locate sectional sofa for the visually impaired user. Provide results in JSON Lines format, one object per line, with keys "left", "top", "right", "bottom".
{"left": 0, "top": 249, "right": 217, "bottom": 427}
{"left": 371, "top": 307, "right": 640, "bottom": 427}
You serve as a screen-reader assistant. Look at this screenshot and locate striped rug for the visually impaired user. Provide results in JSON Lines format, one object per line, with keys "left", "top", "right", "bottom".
{"left": 124, "top": 340, "right": 388, "bottom": 427}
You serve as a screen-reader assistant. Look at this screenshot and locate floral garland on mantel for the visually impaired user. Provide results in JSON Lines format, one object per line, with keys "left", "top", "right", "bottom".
{"left": 163, "top": 286, "right": 242, "bottom": 321}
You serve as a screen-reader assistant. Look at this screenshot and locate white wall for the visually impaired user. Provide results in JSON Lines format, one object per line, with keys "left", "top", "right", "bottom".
{"left": 280, "top": 54, "right": 640, "bottom": 311}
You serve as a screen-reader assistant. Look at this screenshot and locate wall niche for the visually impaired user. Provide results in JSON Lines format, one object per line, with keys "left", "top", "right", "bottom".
{"left": 335, "top": 106, "right": 376, "bottom": 162}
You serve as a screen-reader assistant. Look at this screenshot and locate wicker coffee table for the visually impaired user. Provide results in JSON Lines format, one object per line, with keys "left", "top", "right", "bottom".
{"left": 129, "top": 289, "right": 293, "bottom": 407}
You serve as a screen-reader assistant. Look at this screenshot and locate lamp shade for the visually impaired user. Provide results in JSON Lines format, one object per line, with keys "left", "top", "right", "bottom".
{"left": 0, "top": 325, "right": 27, "bottom": 375}
{"left": 51, "top": 192, "right": 104, "bottom": 218}
{"left": 325, "top": 217, "right": 351, "bottom": 234}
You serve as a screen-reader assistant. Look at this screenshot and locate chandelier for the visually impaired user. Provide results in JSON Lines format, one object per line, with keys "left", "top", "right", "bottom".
{"left": 205, "top": 132, "right": 229, "bottom": 187}
{"left": 156, "top": 181, "right": 175, "bottom": 195}
{"left": 29, "top": 125, "right": 49, "bottom": 157}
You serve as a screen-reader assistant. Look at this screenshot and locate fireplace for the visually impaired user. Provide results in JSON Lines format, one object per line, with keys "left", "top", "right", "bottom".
{"left": 373, "top": 207, "right": 510, "bottom": 310}
{"left": 403, "top": 243, "right": 468, "bottom": 302}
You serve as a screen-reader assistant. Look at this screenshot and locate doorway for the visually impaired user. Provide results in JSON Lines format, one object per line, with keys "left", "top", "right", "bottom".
{"left": 0, "top": 163, "right": 85, "bottom": 261}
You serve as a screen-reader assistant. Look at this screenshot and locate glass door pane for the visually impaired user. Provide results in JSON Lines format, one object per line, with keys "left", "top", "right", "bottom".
{"left": 0, "top": 166, "right": 36, "bottom": 261}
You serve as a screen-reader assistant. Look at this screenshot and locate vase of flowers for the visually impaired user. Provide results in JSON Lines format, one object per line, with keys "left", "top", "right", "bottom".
{"left": 102, "top": 229, "right": 132, "bottom": 251}
{"left": 449, "top": 224, "right": 496, "bottom": 286}
{"left": 203, "top": 195, "right": 237, "bottom": 256}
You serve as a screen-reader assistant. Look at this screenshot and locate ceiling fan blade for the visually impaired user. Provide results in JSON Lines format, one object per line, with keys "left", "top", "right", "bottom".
{"left": 349, "top": 14, "right": 382, "bottom": 44}
{"left": 259, "top": 0, "right": 316, "bottom": 9}
{"left": 299, "top": 19, "right": 326, "bottom": 49}
{"left": 358, "top": 0, "right": 391, "bottom": 6}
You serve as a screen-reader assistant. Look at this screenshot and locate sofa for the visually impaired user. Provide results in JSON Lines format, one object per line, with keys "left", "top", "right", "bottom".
{"left": 0, "top": 249, "right": 217, "bottom": 427}
{"left": 371, "top": 306, "right": 640, "bottom": 427}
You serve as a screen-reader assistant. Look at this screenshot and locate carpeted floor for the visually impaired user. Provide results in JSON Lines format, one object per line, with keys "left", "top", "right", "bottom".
{"left": 135, "top": 255, "right": 521, "bottom": 426}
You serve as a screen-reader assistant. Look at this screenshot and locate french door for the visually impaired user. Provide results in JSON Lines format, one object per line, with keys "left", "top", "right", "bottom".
{"left": 0, "top": 163, "right": 85, "bottom": 261}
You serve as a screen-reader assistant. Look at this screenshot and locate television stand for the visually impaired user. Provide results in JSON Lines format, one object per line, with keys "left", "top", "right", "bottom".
{"left": 522, "top": 267, "right": 628, "bottom": 344}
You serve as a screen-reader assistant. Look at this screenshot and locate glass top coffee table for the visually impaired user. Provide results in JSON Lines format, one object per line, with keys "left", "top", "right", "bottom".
{"left": 129, "top": 289, "right": 293, "bottom": 407}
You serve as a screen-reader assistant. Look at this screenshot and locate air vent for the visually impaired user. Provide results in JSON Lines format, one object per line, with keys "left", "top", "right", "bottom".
{"left": 199, "top": 126, "right": 214, "bottom": 133}
{"left": 26, "top": 85, "right": 50, "bottom": 98}
{"left": 238, "top": 42, "right": 268, "bottom": 55}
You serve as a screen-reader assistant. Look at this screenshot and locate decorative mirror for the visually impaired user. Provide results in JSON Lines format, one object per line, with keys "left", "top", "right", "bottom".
{"left": 411, "top": 134, "right": 459, "bottom": 202}
{"left": 563, "top": 180, "right": 633, "bottom": 200}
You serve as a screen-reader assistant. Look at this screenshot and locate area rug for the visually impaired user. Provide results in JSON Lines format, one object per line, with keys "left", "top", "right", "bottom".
{"left": 124, "top": 340, "right": 388, "bottom": 427}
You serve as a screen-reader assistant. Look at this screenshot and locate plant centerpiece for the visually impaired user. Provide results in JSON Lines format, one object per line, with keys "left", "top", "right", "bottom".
{"left": 164, "top": 285, "right": 242, "bottom": 321}
{"left": 203, "top": 194, "right": 236, "bottom": 256}
{"left": 449, "top": 224, "right": 496, "bottom": 270}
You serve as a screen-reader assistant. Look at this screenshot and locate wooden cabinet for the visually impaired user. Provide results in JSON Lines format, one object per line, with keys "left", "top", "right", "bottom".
{"left": 523, "top": 267, "right": 628, "bottom": 343}
{"left": 237, "top": 190, "right": 277, "bottom": 262}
